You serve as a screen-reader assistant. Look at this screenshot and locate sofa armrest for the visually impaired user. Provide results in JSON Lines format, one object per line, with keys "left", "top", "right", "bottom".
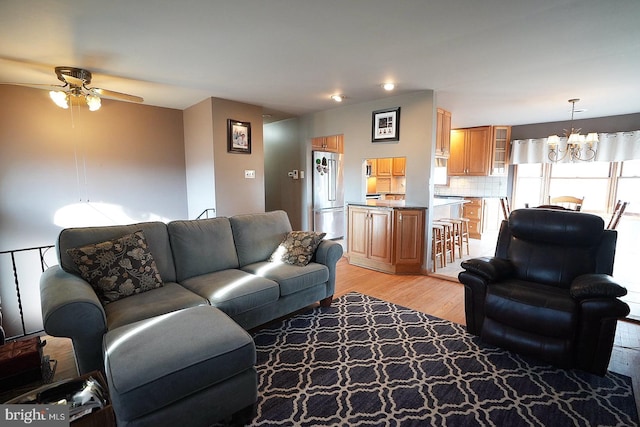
{"left": 460, "top": 256, "right": 514, "bottom": 282}
{"left": 312, "top": 240, "right": 344, "bottom": 296}
{"left": 570, "top": 274, "right": 627, "bottom": 300}
{"left": 40, "top": 266, "right": 107, "bottom": 374}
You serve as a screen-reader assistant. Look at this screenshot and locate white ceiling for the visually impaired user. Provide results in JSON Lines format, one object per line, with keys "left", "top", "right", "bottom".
{"left": 1, "top": 0, "right": 639, "bottom": 128}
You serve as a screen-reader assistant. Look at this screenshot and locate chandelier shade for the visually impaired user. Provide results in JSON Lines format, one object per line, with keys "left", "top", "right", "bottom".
{"left": 547, "top": 99, "right": 598, "bottom": 162}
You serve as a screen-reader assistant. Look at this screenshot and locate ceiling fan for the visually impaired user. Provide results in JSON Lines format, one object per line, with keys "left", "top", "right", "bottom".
{"left": 9, "top": 66, "right": 143, "bottom": 111}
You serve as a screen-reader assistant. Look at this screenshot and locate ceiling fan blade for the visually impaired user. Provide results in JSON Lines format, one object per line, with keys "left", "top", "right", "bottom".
{"left": 90, "top": 87, "right": 143, "bottom": 103}
{"left": 59, "top": 74, "right": 84, "bottom": 87}
{"left": 1, "top": 82, "right": 67, "bottom": 91}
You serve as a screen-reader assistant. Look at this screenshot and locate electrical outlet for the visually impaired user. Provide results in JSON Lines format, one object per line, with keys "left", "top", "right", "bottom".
{"left": 244, "top": 170, "right": 255, "bottom": 179}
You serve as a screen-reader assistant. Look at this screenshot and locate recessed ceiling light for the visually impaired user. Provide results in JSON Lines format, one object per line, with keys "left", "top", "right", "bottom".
{"left": 382, "top": 83, "right": 395, "bottom": 91}
{"left": 330, "top": 94, "right": 345, "bottom": 102}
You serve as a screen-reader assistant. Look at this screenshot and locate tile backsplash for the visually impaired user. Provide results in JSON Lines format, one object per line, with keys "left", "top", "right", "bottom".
{"left": 435, "top": 176, "right": 508, "bottom": 198}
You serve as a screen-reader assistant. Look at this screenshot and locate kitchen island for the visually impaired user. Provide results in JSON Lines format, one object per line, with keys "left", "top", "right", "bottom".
{"left": 432, "top": 196, "right": 467, "bottom": 219}
{"left": 347, "top": 201, "right": 427, "bottom": 274}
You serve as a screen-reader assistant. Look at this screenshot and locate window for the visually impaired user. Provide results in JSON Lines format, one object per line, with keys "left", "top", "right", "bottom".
{"left": 617, "top": 159, "right": 640, "bottom": 214}
{"left": 513, "top": 164, "right": 543, "bottom": 209}
{"left": 549, "top": 162, "right": 610, "bottom": 212}
{"left": 514, "top": 160, "right": 637, "bottom": 214}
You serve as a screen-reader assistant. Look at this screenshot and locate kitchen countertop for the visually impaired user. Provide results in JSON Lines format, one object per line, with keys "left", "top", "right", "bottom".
{"left": 432, "top": 197, "right": 468, "bottom": 207}
{"left": 348, "top": 200, "right": 428, "bottom": 209}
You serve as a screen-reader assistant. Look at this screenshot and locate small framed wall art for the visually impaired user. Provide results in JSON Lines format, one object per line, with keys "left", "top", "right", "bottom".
{"left": 371, "top": 107, "right": 400, "bottom": 142}
{"left": 227, "top": 119, "right": 252, "bottom": 154}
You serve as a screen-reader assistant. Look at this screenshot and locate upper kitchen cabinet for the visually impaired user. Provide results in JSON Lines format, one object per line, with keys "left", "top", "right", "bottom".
{"left": 376, "top": 158, "right": 393, "bottom": 176}
{"left": 448, "top": 125, "right": 511, "bottom": 176}
{"left": 312, "top": 134, "right": 344, "bottom": 153}
{"left": 392, "top": 157, "right": 406, "bottom": 176}
{"left": 491, "top": 126, "right": 511, "bottom": 175}
{"left": 435, "top": 108, "right": 451, "bottom": 158}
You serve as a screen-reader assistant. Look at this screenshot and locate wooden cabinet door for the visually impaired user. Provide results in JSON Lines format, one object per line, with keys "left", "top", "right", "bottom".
{"left": 392, "top": 157, "right": 406, "bottom": 176}
{"left": 394, "top": 209, "right": 424, "bottom": 265}
{"left": 436, "top": 108, "right": 451, "bottom": 157}
{"left": 368, "top": 209, "right": 393, "bottom": 263}
{"left": 376, "top": 158, "right": 392, "bottom": 176}
{"left": 311, "top": 137, "right": 325, "bottom": 150}
{"left": 348, "top": 207, "right": 369, "bottom": 258}
{"left": 466, "top": 126, "right": 492, "bottom": 176}
{"left": 311, "top": 135, "right": 344, "bottom": 153}
{"left": 448, "top": 130, "right": 466, "bottom": 176}
{"left": 490, "top": 126, "right": 511, "bottom": 175}
{"left": 324, "top": 135, "right": 343, "bottom": 153}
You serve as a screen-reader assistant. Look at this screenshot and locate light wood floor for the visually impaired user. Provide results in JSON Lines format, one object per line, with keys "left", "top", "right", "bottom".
{"left": 5, "top": 257, "right": 639, "bottom": 416}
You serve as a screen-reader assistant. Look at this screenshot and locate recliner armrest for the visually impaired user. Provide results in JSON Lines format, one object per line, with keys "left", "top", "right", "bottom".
{"left": 570, "top": 274, "right": 627, "bottom": 300}
{"left": 460, "top": 256, "right": 514, "bottom": 282}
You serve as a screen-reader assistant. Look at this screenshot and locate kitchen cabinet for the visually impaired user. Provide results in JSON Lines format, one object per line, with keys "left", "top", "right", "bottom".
{"left": 376, "top": 158, "right": 392, "bottom": 176}
{"left": 449, "top": 126, "right": 492, "bottom": 176}
{"left": 449, "top": 125, "right": 511, "bottom": 176}
{"left": 348, "top": 206, "right": 393, "bottom": 265}
{"left": 348, "top": 204, "right": 425, "bottom": 274}
{"left": 490, "top": 126, "right": 511, "bottom": 175}
{"left": 312, "top": 134, "right": 343, "bottom": 153}
{"left": 463, "top": 198, "right": 484, "bottom": 239}
{"left": 436, "top": 108, "right": 451, "bottom": 158}
{"left": 392, "top": 157, "right": 406, "bottom": 176}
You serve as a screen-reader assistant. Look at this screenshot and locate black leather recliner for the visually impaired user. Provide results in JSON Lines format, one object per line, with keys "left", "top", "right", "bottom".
{"left": 459, "top": 208, "right": 630, "bottom": 376}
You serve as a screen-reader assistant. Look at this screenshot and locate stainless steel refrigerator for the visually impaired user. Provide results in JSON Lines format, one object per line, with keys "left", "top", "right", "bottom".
{"left": 312, "top": 151, "right": 344, "bottom": 240}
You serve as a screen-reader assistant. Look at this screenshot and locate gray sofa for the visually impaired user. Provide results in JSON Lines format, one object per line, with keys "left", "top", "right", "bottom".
{"left": 40, "top": 210, "right": 343, "bottom": 375}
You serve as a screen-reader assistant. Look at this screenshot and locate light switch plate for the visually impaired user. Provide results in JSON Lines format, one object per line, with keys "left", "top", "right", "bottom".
{"left": 244, "top": 170, "right": 256, "bottom": 179}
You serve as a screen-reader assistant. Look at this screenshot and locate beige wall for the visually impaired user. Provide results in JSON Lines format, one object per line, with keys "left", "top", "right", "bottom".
{"left": 211, "top": 98, "right": 265, "bottom": 217}
{"left": 0, "top": 85, "right": 187, "bottom": 336}
{"left": 184, "top": 99, "right": 216, "bottom": 219}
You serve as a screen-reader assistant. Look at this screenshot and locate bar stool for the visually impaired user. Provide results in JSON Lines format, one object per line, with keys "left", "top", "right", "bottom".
{"left": 433, "top": 220, "right": 454, "bottom": 264}
{"left": 432, "top": 224, "right": 445, "bottom": 272}
{"left": 441, "top": 218, "right": 470, "bottom": 258}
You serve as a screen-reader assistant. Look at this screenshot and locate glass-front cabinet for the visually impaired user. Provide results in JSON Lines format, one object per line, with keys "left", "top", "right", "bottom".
{"left": 491, "top": 126, "right": 511, "bottom": 176}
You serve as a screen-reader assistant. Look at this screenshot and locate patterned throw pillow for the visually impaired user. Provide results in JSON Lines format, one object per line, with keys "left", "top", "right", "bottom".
{"left": 269, "top": 231, "right": 326, "bottom": 266}
{"left": 66, "top": 230, "right": 163, "bottom": 305}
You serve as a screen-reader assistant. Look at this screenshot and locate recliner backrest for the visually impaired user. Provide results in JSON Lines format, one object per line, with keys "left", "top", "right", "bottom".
{"left": 496, "top": 209, "right": 615, "bottom": 288}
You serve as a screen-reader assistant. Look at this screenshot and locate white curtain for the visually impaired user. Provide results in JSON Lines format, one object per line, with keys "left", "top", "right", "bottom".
{"left": 511, "top": 130, "right": 640, "bottom": 164}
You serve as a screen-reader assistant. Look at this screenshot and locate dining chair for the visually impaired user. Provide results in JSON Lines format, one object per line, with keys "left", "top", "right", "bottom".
{"left": 499, "top": 197, "right": 511, "bottom": 220}
{"left": 607, "top": 200, "right": 628, "bottom": 230}
{"left": 549, "top": 195, "right": 584, "bottom": 211}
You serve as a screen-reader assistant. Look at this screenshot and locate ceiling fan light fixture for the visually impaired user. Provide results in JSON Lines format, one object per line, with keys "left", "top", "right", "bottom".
{"left": 85, "top": 94, "right": 101, "bottom": 111}
{"left": 49, "top": 90, "right": 69, "bottom": 109}
{"left": 382, "top": 83, "right": 395, "bottom": 91}
{"left": 330, "top": 94, "right": 345, "bottom": 102}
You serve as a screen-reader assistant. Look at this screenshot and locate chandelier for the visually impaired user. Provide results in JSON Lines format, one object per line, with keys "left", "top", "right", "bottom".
{"left": 547, "top": 99, "right": 599, "bottom": 162}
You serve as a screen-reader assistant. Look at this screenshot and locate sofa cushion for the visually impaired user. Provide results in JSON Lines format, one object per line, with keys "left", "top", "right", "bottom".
{"left": 485, "top": 280, "right": 577, "bottom": 338}
{"left": 270, "top": 231, "right": 326, "bottom": 266}
{"left": 58, "top": 221, "right": 177, "bottom": 283}
{"left": 168, "top": 218, "right": 239, "bottom": 281}
{"left": 105, "top": 282, "right": 208, "bottom": 330}
{"left": 181, "top": 269, "right": 279, "bottom": 316}
{"left": 66, "top": 230, "right": 164, "bottom": 305}
{"left": 242, "top": 261, "right": 329, "bottom": 297}
{"left": 104, "top": 306, "right": 256, "bottom": 422}
{"left": 230, "top": 211, "right": 292, "bottom": 267}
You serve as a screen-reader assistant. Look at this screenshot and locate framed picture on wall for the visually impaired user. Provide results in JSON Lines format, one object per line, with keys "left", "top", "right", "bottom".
{"left": 371, "top": 107, "right": 400, "bottom": 142}
{"left": 227, "top": 119, "right": 252, "bottom": 154}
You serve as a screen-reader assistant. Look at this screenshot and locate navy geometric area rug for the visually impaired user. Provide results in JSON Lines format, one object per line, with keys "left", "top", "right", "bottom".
{"left": 250, "top": 292, "right": 638, "bottom": 426}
